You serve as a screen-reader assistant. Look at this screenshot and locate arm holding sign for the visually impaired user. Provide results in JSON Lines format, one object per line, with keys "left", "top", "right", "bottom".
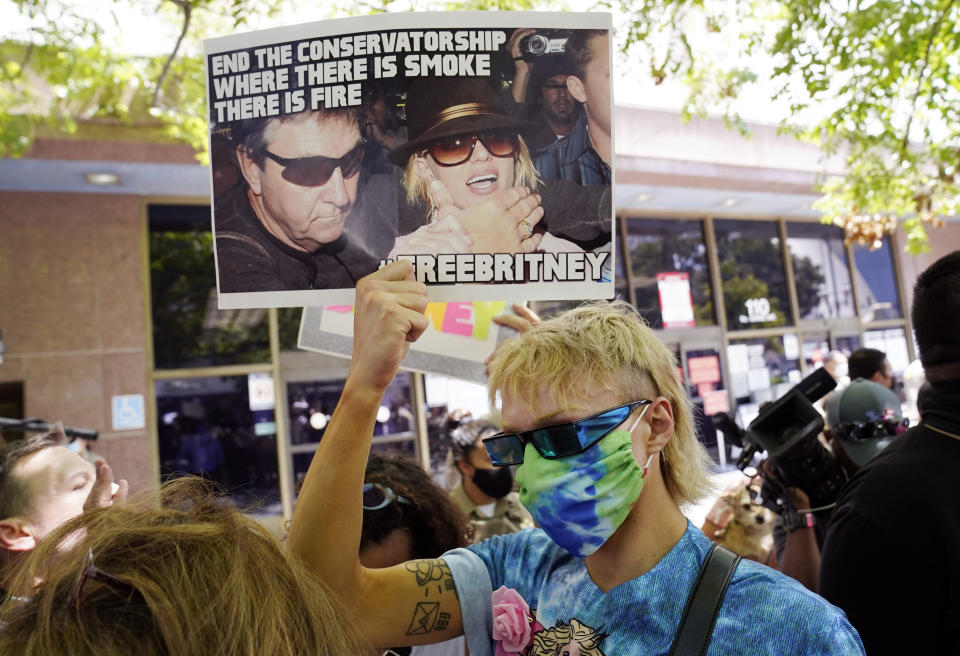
{"left": 287, "top": 262, "right": 465, "bottom": 649}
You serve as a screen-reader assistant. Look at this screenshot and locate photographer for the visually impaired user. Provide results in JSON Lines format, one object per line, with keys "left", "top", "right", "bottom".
{"left": 774, "top": 379, "right": 905, "bottom": 591}
{"left": 502, "top": 29, "right": 580, "bottom": 155}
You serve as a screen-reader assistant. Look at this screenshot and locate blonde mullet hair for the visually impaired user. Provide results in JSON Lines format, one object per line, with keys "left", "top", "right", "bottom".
{"left": 487, "top": 301, "right": 714, "bottom": 507}
{"left": 0, "top": 477, "right": 367, "bottom": 656}
{"left": 403, "top": 135, "right": 540, "bottom": 208}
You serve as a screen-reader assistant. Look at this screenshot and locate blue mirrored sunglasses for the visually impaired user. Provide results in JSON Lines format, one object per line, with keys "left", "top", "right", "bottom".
{"left": 482, "top": 400, "right": 652, "bottom": 466}
{"left": 362, "top": 482, "right": 410, "bottom": 510}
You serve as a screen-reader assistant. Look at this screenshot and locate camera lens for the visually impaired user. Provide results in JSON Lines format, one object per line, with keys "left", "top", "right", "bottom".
{"left": 527, "top": 34, "right": 549, "bottom": 56}
{"left": 521, "top": 34, "right": 550, "bottom": 57}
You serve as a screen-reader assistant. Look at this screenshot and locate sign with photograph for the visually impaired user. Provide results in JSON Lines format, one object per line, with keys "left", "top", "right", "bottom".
{"left": 205, "top": 11, "right": 615, "bottom": 309}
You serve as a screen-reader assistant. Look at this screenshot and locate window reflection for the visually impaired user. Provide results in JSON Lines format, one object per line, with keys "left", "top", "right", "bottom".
{"left": 156, "top": 375, "right": 280, "bottom": 515}
{"left": 864, "top": 328, "right": 910, "bottom": 375}
{"left": 288, "top": 378, "right": 346, "bottom": 446}
{"left": 786, "top": 222, "right": 855, "bottom": 319}
{"left": 835, "top": 335, "right": 861, "bottom": 359}
{"left": 421, "top": 374, "right": 492, "bottom": 491}
{"left": 626, "top": 218, "right": 715, "bottom": 329}
{"left": 852, "top": 239, "right": 902, "bottom": 320}
{"left": 287, "top": 373, "right": 416, "bottom": 499}
{"left": 801, "top": 334, "right": 831, "bottom": 372}
{"left": 148, "top": 204, "right": 270, "bottom": 369}
{"left": 727, "top": 336, "right": 801, "bottom": 428}
{"left": 684, "top": 348, "right": 728, "bottom": 466}
{"left": 278, "top": 308, "right": 302, "bottom": 351}
{"left": 614, "top": 235, "right": 627, "bottom": 301}
{"left": 714, "top": 220, "right": 790, "bottom": 330}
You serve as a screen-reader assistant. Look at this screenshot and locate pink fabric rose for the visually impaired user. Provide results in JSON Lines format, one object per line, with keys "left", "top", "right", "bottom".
{"left": 491, "top": 586, "right": 533, "bottom": 654}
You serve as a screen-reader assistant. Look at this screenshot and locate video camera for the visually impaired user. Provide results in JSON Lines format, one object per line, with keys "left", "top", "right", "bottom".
{"left": 519, "top": 32, "right": 568, "bottom": 62}
{"left": 712, "top": 368, "right": 848, "bottom": 516}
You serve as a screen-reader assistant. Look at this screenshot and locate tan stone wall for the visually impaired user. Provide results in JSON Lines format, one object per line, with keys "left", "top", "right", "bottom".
{"left": 0, "top": 190, "right": 154, "bottom": 493}
{"left": 893, "top": 221, "right": 960, "bottom": 319}
{"left": 26, "top": 137, "right": 198, "bottom": 164}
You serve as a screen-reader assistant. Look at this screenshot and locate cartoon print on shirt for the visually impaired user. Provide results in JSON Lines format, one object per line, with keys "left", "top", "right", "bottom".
{"left": 530, "top": 618, "right": 608, "bottom": 656}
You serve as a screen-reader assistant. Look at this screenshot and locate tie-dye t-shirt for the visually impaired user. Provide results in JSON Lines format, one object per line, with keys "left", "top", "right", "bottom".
{"left": 442, "top": 522, "right": 864, "bottom": 656}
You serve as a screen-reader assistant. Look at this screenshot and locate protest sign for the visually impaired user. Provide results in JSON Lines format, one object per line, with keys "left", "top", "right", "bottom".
{"left": 298, "top": 302, "right": 519, "bottom": 383}
{"left": 205, "top": 11, "right": 615, "bottom": 309}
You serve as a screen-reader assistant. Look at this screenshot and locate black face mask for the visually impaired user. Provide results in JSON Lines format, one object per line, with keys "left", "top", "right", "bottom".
{"left": 472, "top": 466, "right": 513, "bottom": 499}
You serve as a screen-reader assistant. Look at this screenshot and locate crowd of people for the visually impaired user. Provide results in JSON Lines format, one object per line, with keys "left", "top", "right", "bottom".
{"left": 3, "top": 19, "right": 959, "bottom": 652}
{"left": 1, "top": 250, "right": 958, "bottom": 654}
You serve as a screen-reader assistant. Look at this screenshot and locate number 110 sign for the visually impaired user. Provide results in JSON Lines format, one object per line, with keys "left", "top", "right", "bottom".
{"left": 740, "top": 297, "right": 777, "bottom": 324}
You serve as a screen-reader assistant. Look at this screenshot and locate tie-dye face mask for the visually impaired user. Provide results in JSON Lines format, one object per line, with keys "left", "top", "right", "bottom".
{"left": 516, "top": 413, "right": 654, "bottom": 557}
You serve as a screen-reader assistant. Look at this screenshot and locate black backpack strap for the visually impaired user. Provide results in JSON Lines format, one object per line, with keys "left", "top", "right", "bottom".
{"left": 667, "top": 543, "right": 741, "bottom": 656}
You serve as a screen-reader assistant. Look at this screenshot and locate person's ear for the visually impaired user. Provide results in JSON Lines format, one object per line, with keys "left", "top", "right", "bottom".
{"left": 644, "top": 397, "right": 675, "bottom": 455}
{"left": 567, "top": 75, "right": 587, "bottom": 104}
{"left": 455, "top": 458, "right": 471, "bottom": 478}
{"left": 236, "top": 145, "right": 265, "bottom": 195}
{"left": 0, "top": 518, "right": 38, "bottom": 553}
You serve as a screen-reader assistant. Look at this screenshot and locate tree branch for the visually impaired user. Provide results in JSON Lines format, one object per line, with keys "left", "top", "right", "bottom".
{"left": 152, "top": 0, "right": 192, "bottom": 108}
{"left": 901, "top": 0, "right": 956, "bottom": 154}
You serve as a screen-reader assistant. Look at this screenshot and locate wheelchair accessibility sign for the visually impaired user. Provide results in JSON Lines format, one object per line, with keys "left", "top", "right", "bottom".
{"left": 112, "top": 394, "right": 145, "bottom": 431}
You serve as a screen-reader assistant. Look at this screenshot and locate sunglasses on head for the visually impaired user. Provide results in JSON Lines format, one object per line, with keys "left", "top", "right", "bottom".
{"left": 483, "top": 400, "right": 652, "bottom": 466}
{"left": 423, "top": 132, "right": 518, "bottom": 167}
{"left": 68, "top": 549, "right": 139, "bottom": 610}
{"left": 362, "top": 482, "right": 410, "bottom": 511}
{"left": 260, "top": 139, "right": 365, "bottom": 187}
{"left": 832, "top": 417, "right": 909, "bottom": 442}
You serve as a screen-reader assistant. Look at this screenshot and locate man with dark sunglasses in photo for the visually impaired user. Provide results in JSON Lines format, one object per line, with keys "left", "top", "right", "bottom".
{"left": 215, "top": 106, "right": 382, "bottom": 293}
{"left": 288, "top": 261, "right": 864, "bottom": 655}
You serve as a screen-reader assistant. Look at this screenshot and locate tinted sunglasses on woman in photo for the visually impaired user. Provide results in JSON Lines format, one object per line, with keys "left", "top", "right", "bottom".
{"left": 483, "top": 400, "right": 652, "bottom": 466}
{"left": 422, "top": 132, "right": 518, "bottom": 167}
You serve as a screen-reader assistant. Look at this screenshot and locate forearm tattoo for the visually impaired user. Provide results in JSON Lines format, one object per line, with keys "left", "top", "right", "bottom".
{"left": 403, "top": 559, "right": 457, "bottom": 636}
{"left": 404, "top": 559, "right": 457, "bottom": 597}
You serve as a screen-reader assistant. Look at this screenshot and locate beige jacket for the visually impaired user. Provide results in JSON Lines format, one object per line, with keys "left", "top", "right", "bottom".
{"left": 450, "top": 484, "right": 534, "bottom": 543}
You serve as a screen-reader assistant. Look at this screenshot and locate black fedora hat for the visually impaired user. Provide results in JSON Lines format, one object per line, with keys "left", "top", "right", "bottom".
{"left": 387, "top": 77, "right": 535, "bottom": 166}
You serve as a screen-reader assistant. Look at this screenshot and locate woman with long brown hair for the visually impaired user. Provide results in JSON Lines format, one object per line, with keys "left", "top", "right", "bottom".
{"left": 0, "top": 477, "right": 365, "bottom": 655}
